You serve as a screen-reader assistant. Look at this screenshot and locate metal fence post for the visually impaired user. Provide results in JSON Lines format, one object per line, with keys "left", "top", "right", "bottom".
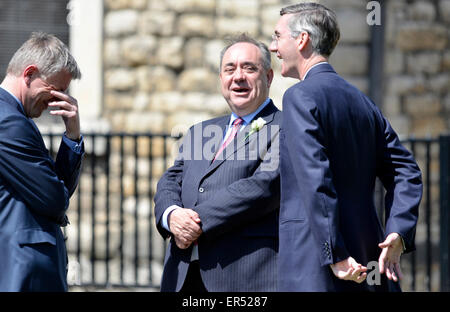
{"left": 440, "top": 135, "right": 450, "bottom": 291}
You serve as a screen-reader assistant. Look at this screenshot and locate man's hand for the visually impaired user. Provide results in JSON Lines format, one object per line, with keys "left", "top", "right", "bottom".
{"left": 48, "top": 90, "right": 80, "bottom": 141}
{"left": 169, "top": 208, "right": 202, "bottom": 249}
{"left": 330, "top": 257, "right": 367, "bottom": 283}
{"left": 378, "top": 232, "right": 404, "bottom": 282}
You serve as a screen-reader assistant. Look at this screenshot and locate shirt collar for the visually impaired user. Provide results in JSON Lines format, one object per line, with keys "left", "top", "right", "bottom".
{"left": 302, "top": 61, "right": 328, "bottom": 81}
{"left": 229, "top": 97, "right": 271, "bottom": 127}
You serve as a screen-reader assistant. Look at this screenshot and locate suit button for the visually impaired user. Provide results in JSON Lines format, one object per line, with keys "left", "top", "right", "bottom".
{"left": 199, "top": 187, "right": 204, "bottom": 193}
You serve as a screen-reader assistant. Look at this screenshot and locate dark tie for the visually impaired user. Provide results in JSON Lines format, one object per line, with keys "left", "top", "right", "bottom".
{"left": 213, "top": 117, "right": 244, "bottom": 162}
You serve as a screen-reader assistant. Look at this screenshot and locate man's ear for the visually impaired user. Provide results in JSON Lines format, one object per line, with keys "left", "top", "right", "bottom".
{"left": 266, "top": 68, "right": 274, "bottom": 88}
{"left": 296, "top": 31, "right": 310, "bottom": 52}
{"left": 23, "top": 65, "right": 38, "bottom": 86}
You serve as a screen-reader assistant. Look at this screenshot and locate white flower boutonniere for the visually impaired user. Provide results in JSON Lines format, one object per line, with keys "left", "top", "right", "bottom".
{"left": 244, "top": 117, "right": 266, "bottom": 141}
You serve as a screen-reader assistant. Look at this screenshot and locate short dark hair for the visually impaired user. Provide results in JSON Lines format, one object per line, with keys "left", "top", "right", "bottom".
{"left": 280, "top": 2, "right": 340, "bottom": 57}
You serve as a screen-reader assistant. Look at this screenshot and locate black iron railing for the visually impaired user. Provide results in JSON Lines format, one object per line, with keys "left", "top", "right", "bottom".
{"left": 41, "top": 133, "right": 449, "bottom": 291}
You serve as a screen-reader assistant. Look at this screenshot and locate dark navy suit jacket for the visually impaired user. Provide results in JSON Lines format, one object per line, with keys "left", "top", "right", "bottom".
{"left": 278, "top": 63, "right": 422, "bottom": 291}
{"left": 154, "top": 101, "right": 281, "bottom": 291}
{"left": 0, "top": 87, "right": 84, "bottom": 291}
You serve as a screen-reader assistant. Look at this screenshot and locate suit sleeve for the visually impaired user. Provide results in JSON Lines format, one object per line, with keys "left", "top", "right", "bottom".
{"left": 55, "top": 134, "right": 84, "bottom": 196}
{"left": 154, "top": 132, "right": 187, "bottom": 238}
{"left": 376, "top": 114, "right": 422, "bottom": 253}
{"left": 194, "top": 129, "right": 280, "bottom": 243}
{"left": 282, "top": 86, "right": 349, "bottom": 266}
{"left": 0, "top": 115, "right": 70, "bottom": 225}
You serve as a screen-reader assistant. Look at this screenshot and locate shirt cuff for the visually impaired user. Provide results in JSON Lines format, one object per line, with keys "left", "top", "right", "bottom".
{"left": 162, "top": 205, "right": 181, "bottom": 232}
{"left": 63, "top": 133, "right": 84, "bottom": 154}
{"left": 400, "top": 235, "right": 406, "bottom": 252}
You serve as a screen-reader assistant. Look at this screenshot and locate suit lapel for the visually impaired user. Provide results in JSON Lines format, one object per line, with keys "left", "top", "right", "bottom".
{"left": 204, "top": 101, "right": 278, "bottom": 176}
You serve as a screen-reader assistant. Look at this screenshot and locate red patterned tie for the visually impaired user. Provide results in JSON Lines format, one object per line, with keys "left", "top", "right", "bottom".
{"left": 213, "top": 117, "right": 244, "bottom": 162}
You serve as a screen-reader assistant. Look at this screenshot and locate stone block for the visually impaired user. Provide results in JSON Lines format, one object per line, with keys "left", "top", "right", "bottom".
{"left": 335, "top": 8, "right": 370, "bottom": 43}
{"left": 439, "top": 0, "right": 450, "bottom": 23}
{"left": 386, "top": 75, "right": 427, "bottom": 95}
{"left": 396, "top": 23, "right": 447, "bottom": 51}
{"left": 177, "top": 14, "right": 215, "bottom": 37}
{"left": 104, "top": 39, "right": 122, "bottom": 67}
{"left": 105, "top": 0, "right": 147, "bottom": 10}
{"left": 205, "top": 39, "right": 226, "bottom": 72}
{"left": 137, "top": 66, "right": 176, "bottom": 92}
{"left": 166, "top": 0, "right": 215, "bottom": 13}
{"left": 428, "top": 74, "right": 450, "bottom": 93}
{"left": 125, "top": 111, "right": 166, "bottom": 133}
{"left": 105, "top": 68, "right": 137, "bottom": 91}
{"left": 405, "top": 94, "right": 441, "bottom": 116}
{"left": 217, "top": 0, "right": 258, "bottom": 17}
{"left": 178, "top": 68, "right": 219, "bottom": 93}
{"left": 406, "top": 52, "right": 442, "bottom": 74}
{"left": 121, "top": 35, "right": 158, "bottom": 66}
{"left": 411, "top": 116, "right": 447, "bottom": 136}
{"left": 384, "top": 49, "right": 404, "bottom": 75}
{"left": 157, "top": 37, "right": 184, "bottom": 69}
{"left": 140, "top": 11, "right": 176, "bottom": 36}
{"left": 149, "top": 92, "right": 183, "bottom": 113}
{"left": 382, "top": 94, "right": 402, "bottom": 117}
{"left": 104, "top": 92, "right": 135, "bottom": 110}
{"left": 407, "top": 1, "right": 436, "bottom": 21}
{"left": 261, "top": 5, "right": 285, "bottom": 38}
{"left": 216, "top": 17, "right": 259, "bottom": 37}
{"left": 443, "top": 51, "right": 450, "bottom": 70}
{"left": 104, "top": 10, "right": 139, "bottom": 37}
{"left": 329, "top": 45, "right": 369, "bottom": 75}
{"left": 184, "top": 38, "right": 207, "bottom": 68}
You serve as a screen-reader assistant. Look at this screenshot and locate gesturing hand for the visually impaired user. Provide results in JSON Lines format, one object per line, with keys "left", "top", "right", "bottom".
{"left": 169, "top": 208, "right": 202, "bottom": 249}
{"left": 48, "top": 90, "right": 80, "bottom": 141}
{"left": 378, "top": 232, "right": 404, "bottom": 282}
{"left": 330, "top": 257, "right": 367, "bottom": 283}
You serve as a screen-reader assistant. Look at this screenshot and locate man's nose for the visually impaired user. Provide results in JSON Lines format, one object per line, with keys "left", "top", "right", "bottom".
{"left": 233, "top": 68, "right": 245, "bottom": 81}
{"left": 269, "top": 40, "right": 277, "bottom": 52}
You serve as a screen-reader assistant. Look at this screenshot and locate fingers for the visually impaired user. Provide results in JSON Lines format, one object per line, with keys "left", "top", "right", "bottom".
{"left": 169, "top": 208, "right": 203, "bottom": 248}
{"left": 378, "top": 247, "right": 388, "bottom": 274}
{"left": 50, "top": 90, "right": 77, "bottom": 104}
{"left": 330, "top": 257, "right": 367, "bottom": 283}
{"left": 48, "top": 91, "right": 80, "bottom": 140}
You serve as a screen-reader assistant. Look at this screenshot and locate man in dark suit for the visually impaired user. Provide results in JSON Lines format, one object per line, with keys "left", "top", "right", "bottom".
{"left": 269, "top": 3, "right": 422, "bottom": 291}
{"left": 0, "top": 32, "right": 84, "bottom": 291}
{"left": 154, "top": 34, "right": 281, "bottom": 292}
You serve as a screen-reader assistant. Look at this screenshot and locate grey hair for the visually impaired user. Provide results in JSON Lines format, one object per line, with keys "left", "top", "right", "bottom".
{"left": 6, "top": 32, "right": 81, "bottom": 79}
{"left": 280, "top": 2, "right": 340, "bottom": 57}
{"left": 219, "top": 33, "right": 272, "bottom": 71}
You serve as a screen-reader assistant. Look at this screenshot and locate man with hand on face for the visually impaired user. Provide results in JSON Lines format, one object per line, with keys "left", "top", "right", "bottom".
{"left": 154, "top": 34, "right": 281, "bottom": 292}
{"left": 0, "top": 32, "right": 84, "bottom": 291}
{"left": 270, "top": 3, "right": 422, "bottom": 291}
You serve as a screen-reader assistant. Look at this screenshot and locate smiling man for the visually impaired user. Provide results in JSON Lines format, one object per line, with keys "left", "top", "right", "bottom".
{"left": 154, "top": 33, "right": 281, "bottom": 292}
{"left": 0, "top": 32, "right": 84, "bottom": 291}
{"left": 270, "top": 3, "right": 422, "bottom": 291}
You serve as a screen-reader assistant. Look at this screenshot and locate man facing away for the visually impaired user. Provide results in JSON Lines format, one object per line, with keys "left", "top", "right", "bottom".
{"left": 270, "top": 3, "right": 422, "bottom": 291}
{"left": 154, "top": 34, "right": 281, "bottom": 292}
{"left": 0, "top": 32, "right": 84, "bottom": 291}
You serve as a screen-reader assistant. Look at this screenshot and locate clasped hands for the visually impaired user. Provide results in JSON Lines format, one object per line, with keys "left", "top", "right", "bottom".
{"left": 168, "top": 208, "right": 202, "bottom": 249}
{"left": 329, "top": 233, "right": 404, "bottom": 284}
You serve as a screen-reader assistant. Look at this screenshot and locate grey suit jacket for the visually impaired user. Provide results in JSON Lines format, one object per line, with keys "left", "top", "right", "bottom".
{"left": 154, "top": 101, "right": 281, "bottom": 291}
